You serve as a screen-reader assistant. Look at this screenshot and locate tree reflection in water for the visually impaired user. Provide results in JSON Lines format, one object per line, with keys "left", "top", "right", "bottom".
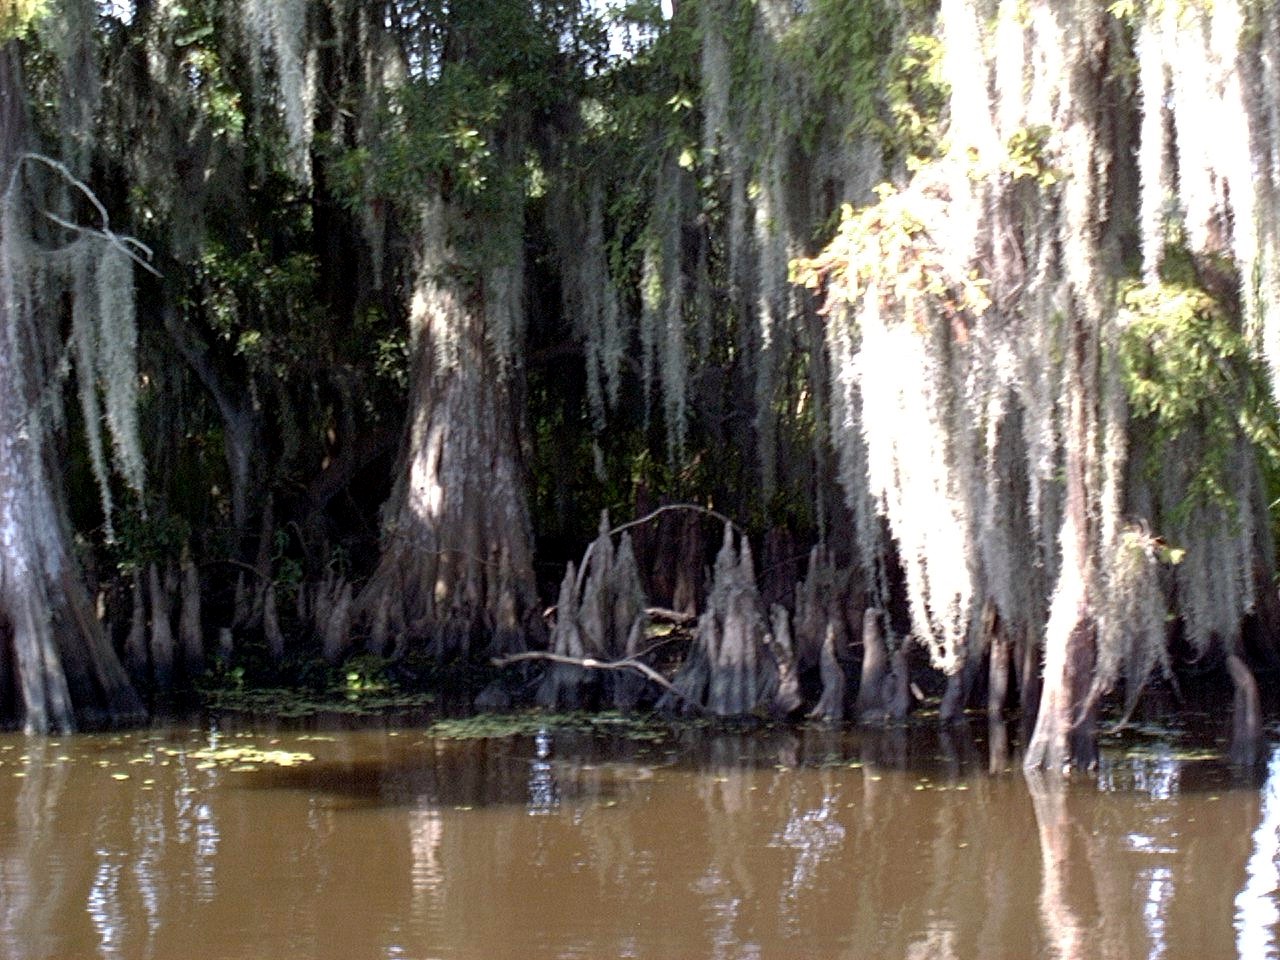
{"left": 1236, "top": 746, "right": 1280, "bottom": 959}
{"left": 1028, "top": 747, "right": 1261, "bottom": 960}
{"left": 0, "top": 724, "right": 1274, "bottom": 959}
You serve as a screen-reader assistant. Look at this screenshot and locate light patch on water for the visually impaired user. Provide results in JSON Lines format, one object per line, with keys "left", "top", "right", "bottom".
{"left": 190, "top": 800, "right": 220, "bottom": 902}
{"left": 527, "top": 728, "right": 559, "bottom": 815}
{"left": 1235, "top": 746, "right": 1280, "bottom": 960}
{"left": 410, "top": 809, "right": 444, "bottom": 909}
{"left": 87, "top": 851, "right": 125, "bottom": 959}
{"left": 1132, "top": 754, "right": 1180, "bottom": 801}
{"left": 693, "top": 867, "right": 751, "bottom": 960}
{"left": 1127, "top": 832, "right": 1175, "bottom": 855}
{"left": 907, "top": 924, "right": 958, "bottom": 960}
{"left": 1142, "top": 865, "right": 1173, "bottom": 960}
{"left": 1097, "top": 746, "right": 1181, "bottom": 800}
{"left": 131, "top": 798, "right": 162, "bottom": 942}
{"left": 770, "top": 794, "right": 846, "bottom": 902}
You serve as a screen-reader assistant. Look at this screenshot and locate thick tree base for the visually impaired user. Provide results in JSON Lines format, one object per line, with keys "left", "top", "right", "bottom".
{"left": 657, "top": 527, "right": 798, "bottom": 718}
{"left": 856, "top": 609, "right": 911, "bottom": 722}
{"left": 1227, "top": 652, "right": 1262, "bottom": 766}
{"left": 2, "top": 577, "right": 145, "bottom": 734}
{"left": 1022, "top": 617, "right": 1098, "bottom": 774}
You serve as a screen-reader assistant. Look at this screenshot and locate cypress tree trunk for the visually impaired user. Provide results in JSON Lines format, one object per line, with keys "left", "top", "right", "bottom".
{"left": 1018, "top": 0, "right": 1123, "bottom": 773}
{"left": 360, "top": 197, "right": 536, "bottom": 660}
{"left": 0, "top": 44, "right": 143, "bottom": 732}
{"left": 856, "top": 608, "right": 890, "bottom": 721}
{"left": 1024, "top": 317, "right": 1099, "bottom": 772}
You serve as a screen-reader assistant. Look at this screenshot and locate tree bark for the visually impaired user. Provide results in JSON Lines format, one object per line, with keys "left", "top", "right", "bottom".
{"left": 940, "top": 659, "right": 980, "bottom": 724}
{"left": 887, "top": 643, "right": 912, "bottom": 720}
{"left": 536, "top": 563, "right": 595, "bottom": 710}
{"left": 0, "top": 43, "right": 143, "bottom": 731}
{"left": 1023, "top": 404, "right": 1100, "bottom": 770}
{"left": 124, "top": 574, "right": 148, "bottom": 685}
{"left": 659, "top": 526, "right": 794, "bottom": 718}
{"left": 321, "top": 578, "right": 354, "bottom": 664}
{"left": 263, "top": 583, "right": 285, "bottom": 661}
{"left": 1024, "top": 293, "right": 1100, "bottom": 772}
{"left": 988, "top": 615, "right": 1011, "bottom": 720}
{"left": 856, "top": 608, "right": 890, "bottom": 720}
{"left": 808, "top": 620, "right": 846, "bottom": 721}
{"left": 358, "top": 196, "right": 536, "bottom": 661}
{"left": 988, "top": 717, "right": 1011, "bottom": 773}
{"left": 1015, "top": 621, "right": 1042, "bottom": 742}
{"left": 162, "top": 301, "right": 260, "bottom": 539}
{"left": 1227, "top": 648, "right": 1262, "bottom": 765}
{"left": 767, "top": 604, "right": 803, "bottom": 717}
{"left": 179, "top": 551, "right": 203, "bottom": 679}
{"left": 147, "top": 563, "right": 174, "bottom": 693}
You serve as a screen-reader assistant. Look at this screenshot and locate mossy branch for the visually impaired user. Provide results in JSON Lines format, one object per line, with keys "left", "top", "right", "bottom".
{"left": 13, "top": 152, "right": 161, "bottom": 277}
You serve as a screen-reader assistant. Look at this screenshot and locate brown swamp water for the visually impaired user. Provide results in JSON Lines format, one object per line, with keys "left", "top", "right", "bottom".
{"left": 0, "top": 715, "right": 1277, "bottom": 960}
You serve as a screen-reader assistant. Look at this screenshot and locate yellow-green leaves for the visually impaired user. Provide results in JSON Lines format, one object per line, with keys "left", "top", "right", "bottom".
{"left": 790, "top": 176, "right": 990, "bottom": 334}
{"left": 1118, "top": 280, "right": 1233, "bottom": 425}
{"left": 1003, "top": 125, "right": 1062, "bottom": 187}
{"left": 188, "top": 745, "right": 316, "bottom": 770}
{"left": 0, "top": 0, "right": 48, "bottom": 42}
{"left": 1117, "top": 274, "right": 1270, "bottom": 437}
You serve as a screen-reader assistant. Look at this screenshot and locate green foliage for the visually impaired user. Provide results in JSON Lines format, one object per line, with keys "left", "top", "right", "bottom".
{"left": 705, "top": 0, "right": 897, "bottom": 158}
{"left": 781, "top": 1, "right": 890, "bottom": 155}
{"left": 1117, "top": 262, "right": 1280, "bottom": 510}
{"left": 388, "top": 71, "right": 507, "bottom": 201}
{"left": 342, "top": 654, "right": 393, "bottom": 698}
{"left": 198, "top": 645, "right": 434, "bottom": 718}
{"left": 326, "top": 0, "right": 611, "bottom": 233}
{"left": 1106, "top": 0, "right": 1211, "bottom": 24}
{"left": 270, "top": 528, "right": 303, "bottom": 596}
{"left": 146, "top": 2, "right": 248, "bottom": 141}
{"left": 884, "top": 32, "right": 949, "bottom": 166}
{"left": 174, "top": 32, "right": 244, "bottom": 140}
{"left": 195, "top": 243, "right": 326, "bottom": 377}
{"left": 111, "top": 507, "right": 191, "bottom": 574}
{"left": 200, "top": 683, "right": 437, "bottom": 718}
{"left": 185, "top": 744, "right": 316, "bottom": 768}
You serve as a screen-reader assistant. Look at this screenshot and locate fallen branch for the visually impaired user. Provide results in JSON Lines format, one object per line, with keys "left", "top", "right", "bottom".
{"left": 491, "top": 650, "right": 705, "bottom": 714}
{"left": 645, "top": 606, "right": 697, "bottom": 625}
